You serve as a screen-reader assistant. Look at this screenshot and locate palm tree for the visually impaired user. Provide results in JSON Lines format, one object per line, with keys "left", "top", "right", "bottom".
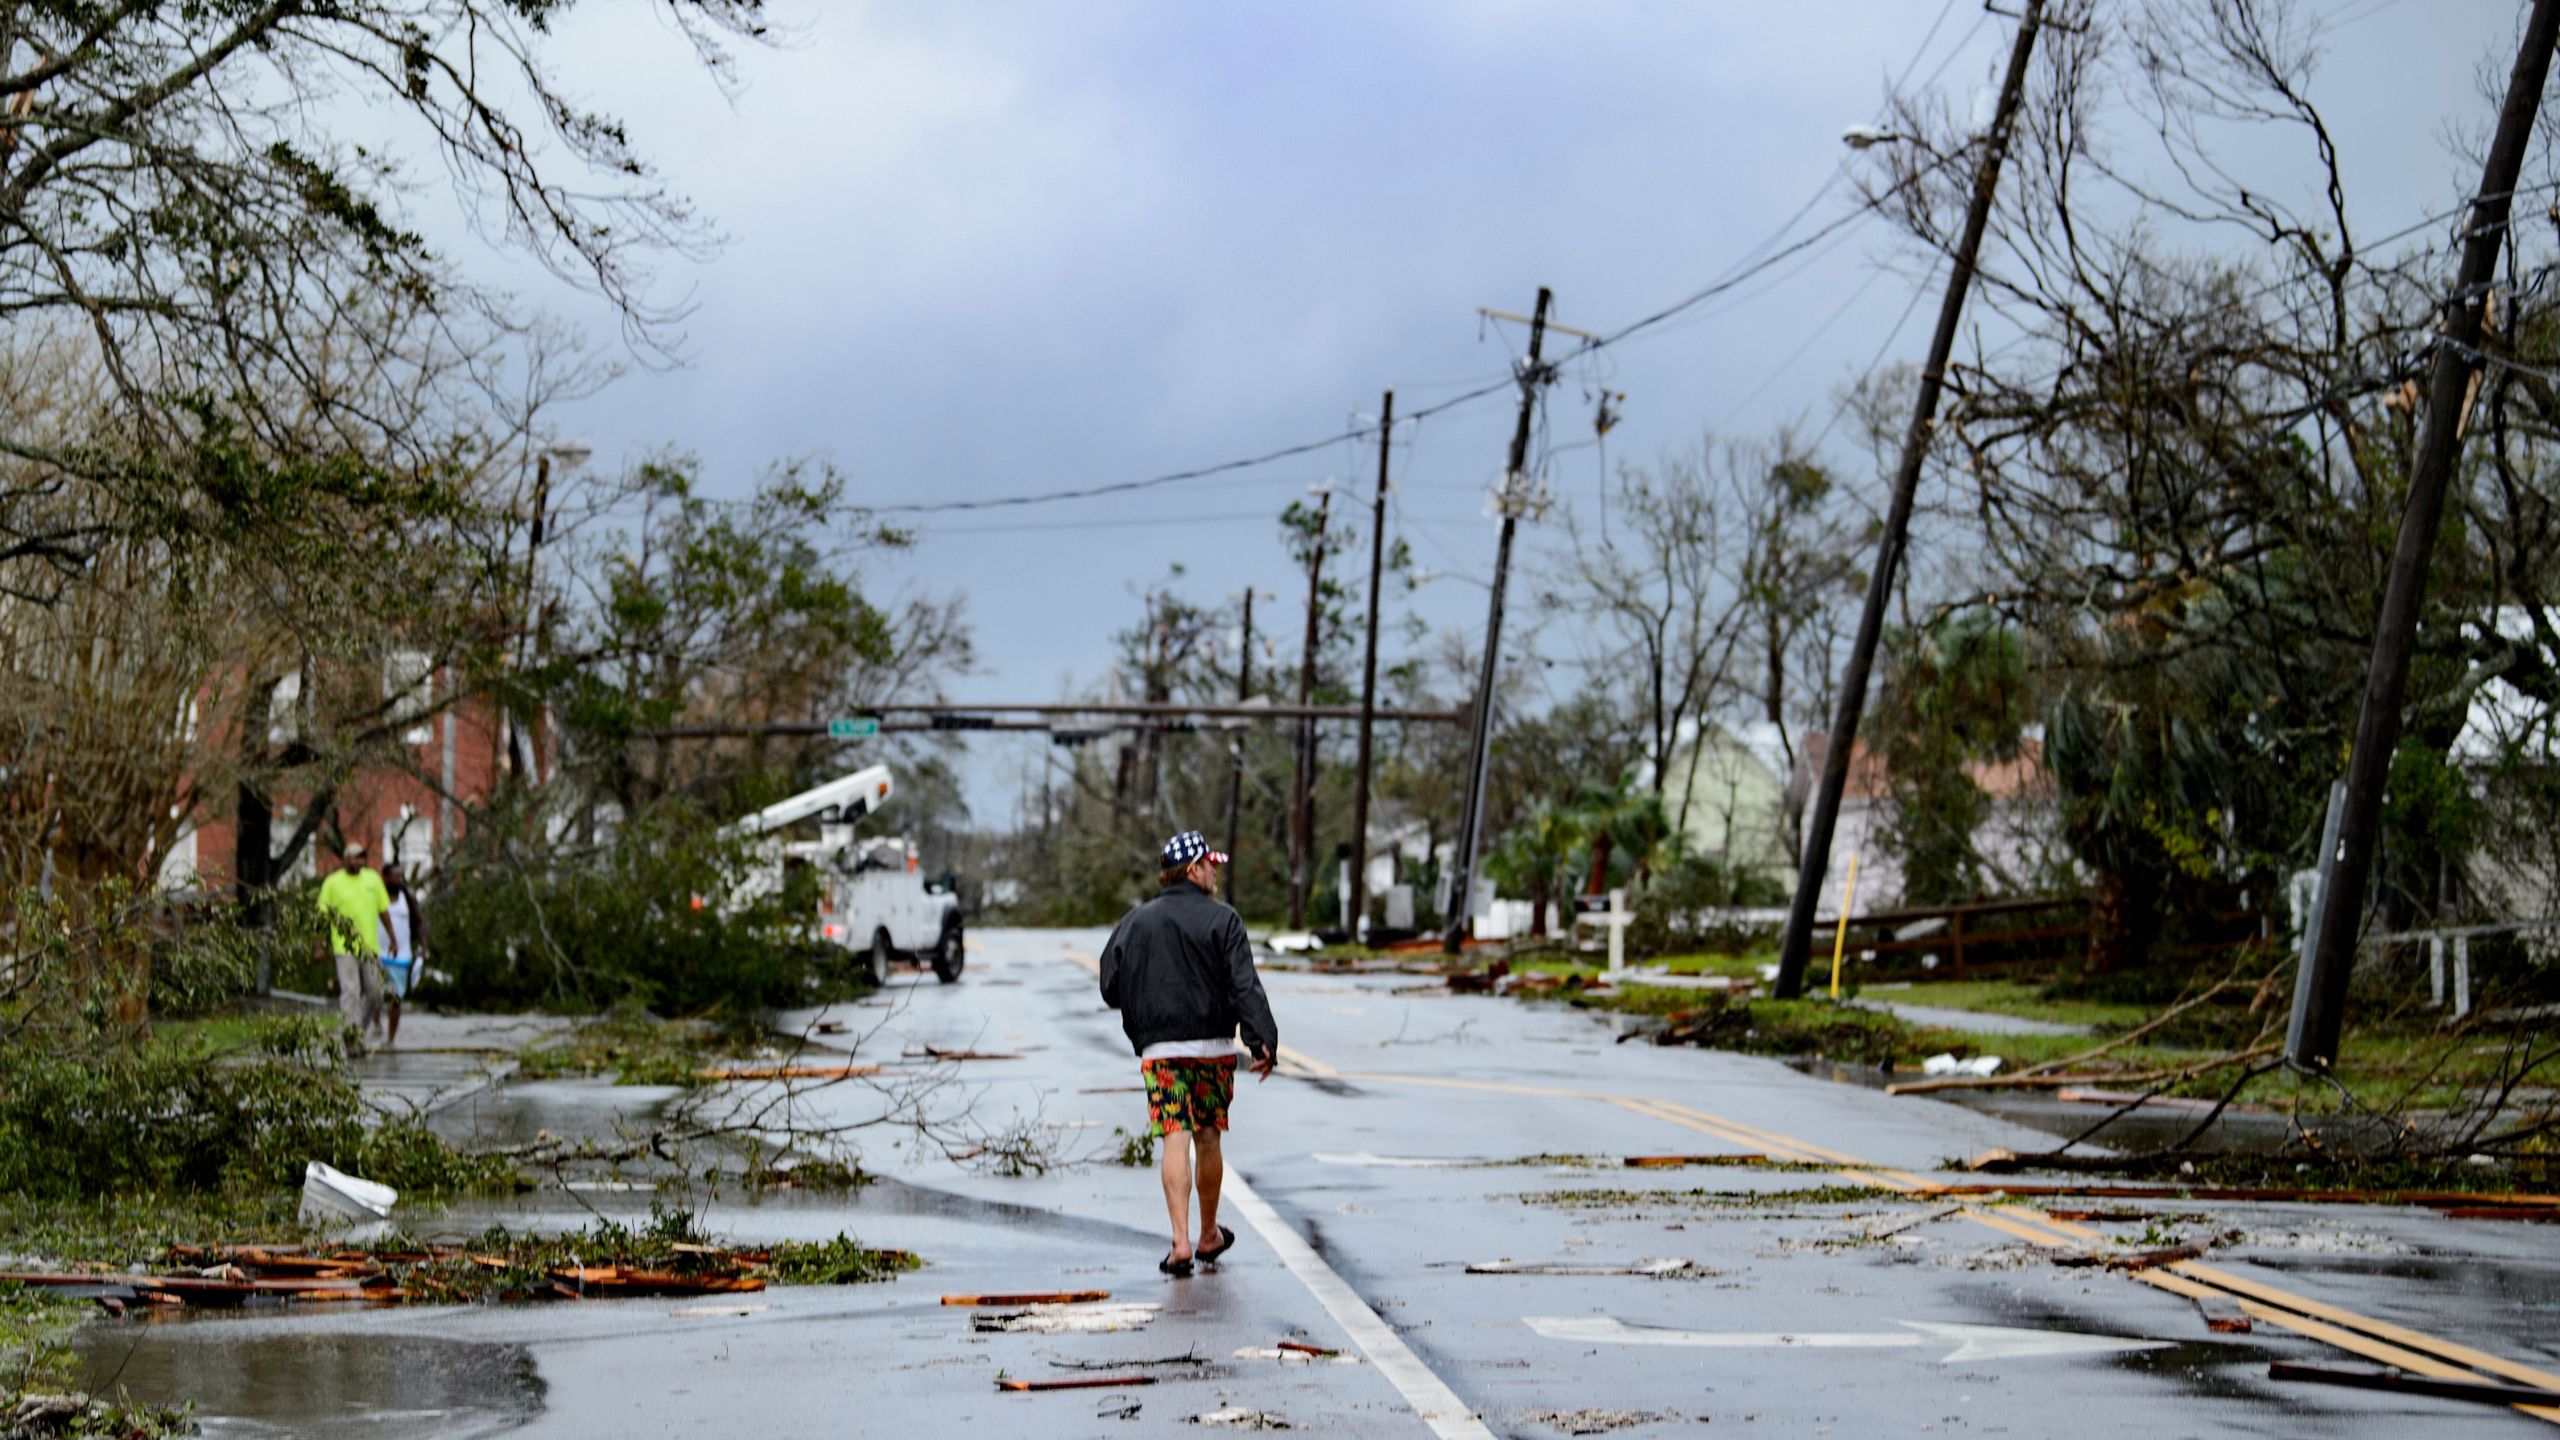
{"left": 1484, "top": 799, "right": 1577, "bottom": 938}
{"left": 1571, "top": 779, "right": 1675, "bottom": 895}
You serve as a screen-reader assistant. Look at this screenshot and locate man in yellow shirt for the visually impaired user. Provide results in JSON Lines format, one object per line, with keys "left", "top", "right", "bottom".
{"left": 315, "top": 842, "right": 395, "bottom": 1047}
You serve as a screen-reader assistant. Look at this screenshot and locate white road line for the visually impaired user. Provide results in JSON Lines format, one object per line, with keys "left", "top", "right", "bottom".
{"left": 1222, "top": 1171, "right": 1496, "bottom": 1440}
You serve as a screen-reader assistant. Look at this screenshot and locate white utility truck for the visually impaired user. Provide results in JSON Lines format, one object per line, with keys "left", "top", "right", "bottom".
{"left": 728, "top": 764, "right": 965, "bottom": 985}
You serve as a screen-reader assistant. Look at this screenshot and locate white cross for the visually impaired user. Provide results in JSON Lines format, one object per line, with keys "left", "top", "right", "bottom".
{"left": 1593, "top": 887, "right": 1634, "bottom": 975}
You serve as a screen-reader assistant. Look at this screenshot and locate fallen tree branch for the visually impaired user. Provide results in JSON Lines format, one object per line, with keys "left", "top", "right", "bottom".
{"left": 1886, "top": 1043, "right": 2280, "bottom": 1096}
{"left": 2012, "top": 978, "right": 2239, "bottom": 1079}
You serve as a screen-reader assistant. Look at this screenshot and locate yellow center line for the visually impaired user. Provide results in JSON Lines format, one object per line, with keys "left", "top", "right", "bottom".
{"left": 1276, "top": 1043, "right": 2560, "bottom": 1419}
{"left": 1058, "top": 952, "right": 2559, "bottom": 1420}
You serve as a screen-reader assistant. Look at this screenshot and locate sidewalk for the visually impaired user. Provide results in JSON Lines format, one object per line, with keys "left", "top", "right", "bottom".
{"left": 342, "top": 1011, "right": 570, "bottom": 1117}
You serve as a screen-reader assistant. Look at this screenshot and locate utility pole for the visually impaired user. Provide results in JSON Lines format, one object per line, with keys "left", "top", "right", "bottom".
{"left": 1349, "top": 390, "right": 1395, "bottom": 940}
{"left": 1443, "top": 288, "right": 1554, "bottom": 954}
{"left": 507, "top": 450, "right": 553, "bottom": 782}
{"left": 1225, "top": 589, "right": 1256, "bottom": 909}
{"left": 1773, "top": 0, "right": 2044, "bottom": 998}
{"left": 2295, "top": 0, "right": 2560, "bottom": 1070}
{"left": 1288, "top": 490, "right": 1333, "bottom": 929}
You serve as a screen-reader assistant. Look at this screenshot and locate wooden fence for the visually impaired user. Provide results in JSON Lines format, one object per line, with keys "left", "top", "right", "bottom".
{"left": 1834, "top": 889, "right": 2267, "bottom": 980}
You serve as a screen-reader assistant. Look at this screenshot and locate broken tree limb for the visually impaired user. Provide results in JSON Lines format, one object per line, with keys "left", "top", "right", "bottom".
{"left": 1862, "top": 1204, "right": 1963, "bottom": 1241}
{"left": 1886, "top": 1043, "right": 2280, "bottom": 1097}
{"left": 2010, "top": 978, "right": 2240, "bottom": 1079}
{"left": 2267, "top": 1360, "right": 2560, "bottom": 1408}
{"left": 942, "top": 1290, "right": 1109, "bottom": 1307}
{"left": 697, "top": 1062, "right": 882, "bottom": 1081}
{"left": 995, "top": 1374, "right": 1159, "bottom": 1392}
{"left": 2194, "top": 1296, "right": 2253, "bottom": 1334}
{"left": 1920, "top": 1181, "right": 2560, "bottom": 1209}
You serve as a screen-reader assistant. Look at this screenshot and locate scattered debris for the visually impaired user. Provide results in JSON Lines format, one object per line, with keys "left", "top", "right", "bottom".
{"left": 1920, "top": 1053, "right": 2004, "bottom": 1078}
{"left": 944, "top": 1290, "right": 1110, "bottom": 1307}
{"left": 1931, "top": 1172, "right": 2560, "bottom": 1212}
{"left": 1265, "top": 932, "right": 1323, "bottom": 953}
{"left": 1465, "top": 1258, "right": 1695, "bottom": 1277}
{"left": 1275, "top": 1340, "right": 1338, "bottom": 1358}
{"left": 1098, "top": 1398, "right": 1145, "bottom": 1421}
{"left": 299, "top": 1161, "right": 396, "bottom": 1226}
{"left": 1860, "top": 1204, "right": 1962, "bottom": 1241}
{"left": 973, "top": 1303, "right": 1161, "bottom": 1334}
{"left": 2266, "top": 1360, "right": 2560, "bottom": 1409}
{"left": 2052, "top": 1087, "right": 2255, "bottom": 1114}
{"left": 1445, "top": 960, "right": 1512, "bottom": 994}
{"left": 697, "top": 1062, "right": 881, "bottom": 1081}
{"left": 904, "top": 1046, "right": 1022, "bottom": 1061}
{"left": 1508, "top": 1409, "right": 1679, "bottom": 1435}
{"left": 1190, "top": 1407, "right": 1291, "bottom": 1429}
{"left": 2436, "top": 1206, "right": 2560, "bottom": 1222}
{"left": 813, "top": 1020, "right": 849, "bottom": 1035}
{"left": 2193, "top": 1296, "right": 2253, "bottom": 1334}
{"left": 2054, "top": 1240, "right": 2211, "bottom": 1272}
{"left": 1047, "top": 1352, "right": 1207, "bottom": 1372}
{"left": 1235, "top": 1346, "right": 1362, "bottom": 1365}
{"left": 1625, "top": 1154, "right": 1766, "bottom": 1168}
{"left": 998, "top": 1375, "right": 1158, "bottom": 1392}
{"left": 15, "top": 1222, "right": 919, "bottom": 1312}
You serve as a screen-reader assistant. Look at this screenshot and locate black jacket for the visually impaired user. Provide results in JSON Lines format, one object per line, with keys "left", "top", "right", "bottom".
{"left": 1099, "top": 880, "right": 1279, "bottom": 1060}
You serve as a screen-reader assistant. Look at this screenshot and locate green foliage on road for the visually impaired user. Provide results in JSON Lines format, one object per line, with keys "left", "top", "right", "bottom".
{"left": 514, "top": 1004, "right": 775, "bottom": 1087}
{"left": 424, "top": 799, "right": 858, "bottom": 1015}
{"left": 0, "top": 1014, "right": 507, "bottom": 1202}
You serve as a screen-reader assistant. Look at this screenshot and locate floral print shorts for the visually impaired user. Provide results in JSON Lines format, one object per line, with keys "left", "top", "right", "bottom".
{"left": 1140, "top": 1056, "right": 1237, "bottom": 1136}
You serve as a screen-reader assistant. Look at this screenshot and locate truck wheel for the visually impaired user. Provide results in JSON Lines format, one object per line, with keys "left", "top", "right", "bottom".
{"left": 869, "top": 930, "right": 894, "bottom": 987}
{"left": 932, "top": 923, "right": 965, "bottom": 983}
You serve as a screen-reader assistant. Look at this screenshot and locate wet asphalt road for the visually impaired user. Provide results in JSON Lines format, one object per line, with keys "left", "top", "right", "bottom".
{"left": 83, "top": 927, "right": 2560, "bottom": 1438}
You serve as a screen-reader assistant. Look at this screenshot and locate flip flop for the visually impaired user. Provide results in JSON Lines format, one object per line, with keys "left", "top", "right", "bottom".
{"left": 1158, "top": 1250, "right": 1194, "bottom": 1277}
{"left": 1196, "top": 1225, "right": 1239, "bottom": 1266}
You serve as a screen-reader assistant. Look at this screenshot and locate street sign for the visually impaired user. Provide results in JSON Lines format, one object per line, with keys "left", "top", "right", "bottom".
{"left": 826, "top": 716, "right": 880, "bottom": 739}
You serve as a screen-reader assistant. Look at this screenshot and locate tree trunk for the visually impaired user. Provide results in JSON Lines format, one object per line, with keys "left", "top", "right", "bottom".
{"left": 1586, "top": 832, "right": 1614, "bottom": 895}
{"left": 2087, "top": 863, "right": 2162, "bottom": 973}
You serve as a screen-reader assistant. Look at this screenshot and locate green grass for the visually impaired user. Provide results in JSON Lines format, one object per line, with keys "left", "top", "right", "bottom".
{"left": 1860, "top": 978, "right": 2152, "bottom": 1031}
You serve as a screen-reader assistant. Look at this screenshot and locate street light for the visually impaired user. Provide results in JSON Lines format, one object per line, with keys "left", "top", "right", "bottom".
{"left": 1841, "top": 124, "right": 1902, "bottom": 149}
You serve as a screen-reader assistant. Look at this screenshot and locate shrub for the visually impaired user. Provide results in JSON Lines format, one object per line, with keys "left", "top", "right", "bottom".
{"left": 423, "top": 800, "right": 848, "bottom": 1014}
{"left": 0, "top": 1015, "right": 504, "bottom": 1200}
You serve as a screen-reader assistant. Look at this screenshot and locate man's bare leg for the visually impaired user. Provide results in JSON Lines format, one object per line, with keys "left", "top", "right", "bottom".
{"left": 1157, "top": 1124, "right": 1194, "bottom": 1262}
{"left": 1194, "top": 1126, "right": 1224, "bottom": 1245}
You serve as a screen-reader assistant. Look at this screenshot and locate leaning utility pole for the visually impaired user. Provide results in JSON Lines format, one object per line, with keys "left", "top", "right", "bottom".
{"left": 2295, "top": 0, "right": 2560, "bottom": 1070}
{"left": 1224, "top": 589, "right": 1256, "bottom": 908}
{"left": 1349, "top": 390, "right": 1395, "bottom": 939}
{"left": 1774, "top": 0, "right": 2044, "bottom": 999}
{"left": 1288, "top": 490, "right": 1334, "bottom": 929}
{"left": 1443, "top": 288, "right": 1554, "bottom": 954}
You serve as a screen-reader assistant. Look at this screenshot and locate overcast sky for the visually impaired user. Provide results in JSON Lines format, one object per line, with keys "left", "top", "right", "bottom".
{"left": 464, "top": 0, "right": 2510, "bottom": 821}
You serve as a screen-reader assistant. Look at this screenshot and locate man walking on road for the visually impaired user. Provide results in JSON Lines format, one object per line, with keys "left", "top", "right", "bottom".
{"left": 378, "top": 861, "right": 424, "bottom": 1049}
{"left": 1100, "top": 831, "right": 1279, "bottom": 1277}
{"left": 315, "top": 841, "right": 395, "bottom": 1050}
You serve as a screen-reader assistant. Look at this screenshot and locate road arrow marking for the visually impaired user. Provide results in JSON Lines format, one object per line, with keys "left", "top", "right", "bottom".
{"left": 1525, "top": 1315, "right": 2171, "bottom": 1363}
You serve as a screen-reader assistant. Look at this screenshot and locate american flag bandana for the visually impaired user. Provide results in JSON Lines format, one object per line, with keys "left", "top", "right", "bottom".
{"left": 1160, "top": 830, "right": 1229, "bottom": 868}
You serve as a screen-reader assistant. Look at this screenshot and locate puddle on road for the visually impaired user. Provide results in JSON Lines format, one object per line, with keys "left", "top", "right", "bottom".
{"left": 72, "top": 1326, "right": 542, "bottom": 1439}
